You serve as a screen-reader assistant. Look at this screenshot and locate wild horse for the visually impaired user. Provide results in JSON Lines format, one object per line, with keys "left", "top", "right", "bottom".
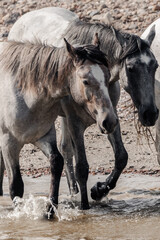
{"left": 0, "top": 38, "right": 118, "bottom": 213}
{"left": 8, "top": 7, "right": 159, "bottom": 203}
{"left": 142, "top": 19, "right": 160, "bottom": 165}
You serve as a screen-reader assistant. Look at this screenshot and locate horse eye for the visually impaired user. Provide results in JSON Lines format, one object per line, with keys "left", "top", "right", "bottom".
{"left": 127, "top": 65, "right": 134, "bottom": 73}
{"left": 83, "top": 80, "right": 89, "bottom": 86}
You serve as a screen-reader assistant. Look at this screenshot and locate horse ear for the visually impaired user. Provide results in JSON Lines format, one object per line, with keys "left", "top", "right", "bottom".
{"left": 100, "top": 12, "right": 113, "bottom": 26}
{"left": 64, "top": 38, "right": 76, "bottom": 59}
{"left": 93, "top": 33, "right": 100, "bottom": 48}
{"left": 144, "top": 25, "right": 156, "bottom": 47}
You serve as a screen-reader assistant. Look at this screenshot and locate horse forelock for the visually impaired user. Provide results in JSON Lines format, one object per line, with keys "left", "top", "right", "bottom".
{"left": 74, "top": 45, "right": 108, "bottom": 67}
{"left": 119, "top": 34, "right": 150, "bottom": 60}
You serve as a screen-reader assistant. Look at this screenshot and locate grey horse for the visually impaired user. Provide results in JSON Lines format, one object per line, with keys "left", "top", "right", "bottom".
{"left": 0, "top": 38, "right": 118, "bottom": 214}
{"left": 7, "top": 7, "right": 159, "bottom": 204}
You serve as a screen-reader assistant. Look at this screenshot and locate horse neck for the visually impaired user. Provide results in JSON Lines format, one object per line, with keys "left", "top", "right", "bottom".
{"left": 65, "top": 21, "right": 129, "bottom": 82}
{"left": 45, "top": 47, "right": 74, "bottom": 98}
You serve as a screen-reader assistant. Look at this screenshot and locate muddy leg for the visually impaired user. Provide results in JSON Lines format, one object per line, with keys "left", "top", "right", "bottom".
{"left": 59, "top": 117, "right": 79, "bottom": 195}
{"left": 35, "top": 125, "right": 64, "bottom": 217}
{"left": 0, "top": 148, "right": 5, "bottom": 196}
{"left": 60, "top": 97, "right": 89, "bottom": 209}
{"left": 67, "top": 119, "right": 89, "bottom": 210}
{"left": 91, "top": 121, "right": 128, "bottom": 200}
{"left": 1, "top": 134, "right": 23, "bottom": 200}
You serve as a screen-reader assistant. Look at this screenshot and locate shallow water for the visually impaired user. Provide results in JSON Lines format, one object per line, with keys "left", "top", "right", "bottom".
{"left": 1, "top": 174, "right": 160, "bottom": 240}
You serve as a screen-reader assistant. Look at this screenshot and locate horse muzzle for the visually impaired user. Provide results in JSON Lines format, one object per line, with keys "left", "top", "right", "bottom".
{"left": 139, "top": 106, "right": 159, "bottom": 126}
{"left": 98, "top": 116, "right": 118, "bottom": 134}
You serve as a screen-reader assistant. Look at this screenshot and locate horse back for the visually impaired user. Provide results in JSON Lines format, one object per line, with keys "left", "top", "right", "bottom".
{"left": 8, "top": 7, "right": 79, "bottom": 47}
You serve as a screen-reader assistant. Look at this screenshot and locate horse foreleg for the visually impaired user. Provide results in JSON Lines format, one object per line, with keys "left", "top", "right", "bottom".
{"left": 91, "top": 121, "right": 128, "bottom": 200}
{"left": 35, "top": 126, "right": 64, "bottom": 217}
{"left": 59, "top": 117, "right": 79, "bottom": 195}
{"left": 1, "top": 134, "right": 23, "bottom": 200}
{"left": 0, "top": 148, "right": 5, "bottom": 196}
{"left": 67, "top": 118, "right": 89, "bottom": 210}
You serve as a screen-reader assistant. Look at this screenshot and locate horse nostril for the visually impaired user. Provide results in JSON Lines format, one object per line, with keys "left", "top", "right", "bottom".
{"left": 143, "top": 110, "right": 149, "bottom": 122}
{"left": 142, "top": 108, "right": 159, "bottom": 126}
{"left": 102, "top": 117, "right": 118, "bottom": 133}
{"left": 102, "top": 119, "right": 107, "bottom": 129}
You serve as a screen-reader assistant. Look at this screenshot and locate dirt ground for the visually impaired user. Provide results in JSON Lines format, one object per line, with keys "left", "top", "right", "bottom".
{"left": 0, "top": 0, "right": 160, "bottom": 177}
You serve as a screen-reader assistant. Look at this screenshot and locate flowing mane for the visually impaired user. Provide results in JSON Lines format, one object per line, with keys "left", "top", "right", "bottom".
{"left": 64, "top": 21, "right": 149, "bottom": 65}
{"left": 0, "top": 41, "right": 108, "bottom": 96}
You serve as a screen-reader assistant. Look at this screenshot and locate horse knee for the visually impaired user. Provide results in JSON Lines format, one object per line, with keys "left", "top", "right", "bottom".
{"left": 60, "top": 141, "right": 72, "bottom": 155}
{"left": 50, "top": 152, "right": 64, "bottom": 175}
{"left": 116, "top": 150, "right": 128, "bottom": 171}
{"left": 75, "top": 162, "right": 89, "bottom": 182}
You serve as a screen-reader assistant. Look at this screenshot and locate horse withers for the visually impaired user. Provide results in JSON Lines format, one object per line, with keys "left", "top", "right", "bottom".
{"left": 8, "top": 7, "right": 159, "bottom": 201}
{"left": 0, "top": 38, "right": 117, "bottom": 214}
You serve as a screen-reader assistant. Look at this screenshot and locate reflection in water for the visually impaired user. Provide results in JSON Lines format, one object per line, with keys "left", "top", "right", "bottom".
{"left": 1, "top": 174, "right": 160, "bottom": 240}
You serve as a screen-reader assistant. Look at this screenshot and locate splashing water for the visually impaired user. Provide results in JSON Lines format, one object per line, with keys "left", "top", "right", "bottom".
{"left": 0, "top": 195, "right": 48, "bottom": 220}
{"left": 0, "top": 194, "right": 82, "bottom": 222}
{"left": 1, "top": 174, "right": 160, "bottom": 240}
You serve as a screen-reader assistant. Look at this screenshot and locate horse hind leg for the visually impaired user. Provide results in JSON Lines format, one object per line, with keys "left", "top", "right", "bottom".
{"left": 91, "top": 120, "right": 128, "bottom": 201}
{"left": 59, "top": 117, "right": 79, "bottom": 195}
{"left": 1, "top": 134, "right": 24, "bottom": 200}
{"left": 34, "top": 125, "right": 64, "bottom": 218}
{"left": 0, "top": 147, "right": 5, "bottom": 196}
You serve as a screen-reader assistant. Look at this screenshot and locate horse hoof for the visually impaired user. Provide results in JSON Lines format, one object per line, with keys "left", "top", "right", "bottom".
{"left": 43, "top": 210, "right": 55, "bottom": 220}
{"left": 45, "top": 201, "right": 57, "bottom": 220}
{"left": 91, "top": 182, "right": 110, "bottom": 201}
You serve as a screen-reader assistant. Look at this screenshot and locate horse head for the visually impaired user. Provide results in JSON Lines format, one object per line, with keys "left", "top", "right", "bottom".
{"left": 119, "top": 25, "right": 159, "bottom": 126}
{"left": 64, "top": 38, "right": 118, "bottom": 134}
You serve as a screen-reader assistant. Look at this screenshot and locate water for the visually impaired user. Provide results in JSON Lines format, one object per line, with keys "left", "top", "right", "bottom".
{"left": 1, "top": 174, "right": 160, "bottom": 240}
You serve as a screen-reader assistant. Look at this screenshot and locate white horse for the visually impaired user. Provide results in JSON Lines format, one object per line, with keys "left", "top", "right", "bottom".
{"left": 142, "top": 19, "right": 160, "bottom": 164}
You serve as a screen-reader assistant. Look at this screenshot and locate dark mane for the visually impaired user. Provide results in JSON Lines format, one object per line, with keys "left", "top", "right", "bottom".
{"left": 64, "top": 21, "right": 149, "bottom": 65}
{"left": 0, "top": 41, "right": 108, "bottom": 95}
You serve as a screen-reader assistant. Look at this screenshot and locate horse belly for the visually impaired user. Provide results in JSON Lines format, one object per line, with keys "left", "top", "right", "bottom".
{"left": 2, "top": 109, "right": 55, "bottom": 144}
{"left": 8, "top": 7, "right": 79, "bottom": 47}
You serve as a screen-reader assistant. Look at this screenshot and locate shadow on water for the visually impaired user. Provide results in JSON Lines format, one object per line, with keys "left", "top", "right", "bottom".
{"left": 1, "top": 174, "right": 160, "bottom": 239}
